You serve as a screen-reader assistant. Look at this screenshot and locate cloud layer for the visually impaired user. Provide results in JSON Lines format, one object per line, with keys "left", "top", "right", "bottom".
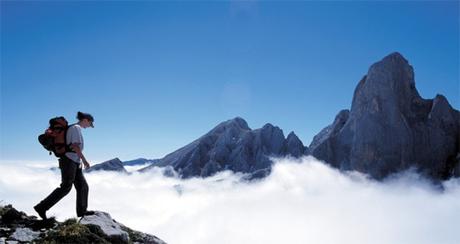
{"left": 1, "top": 157, "right": 459, "bottom": 244}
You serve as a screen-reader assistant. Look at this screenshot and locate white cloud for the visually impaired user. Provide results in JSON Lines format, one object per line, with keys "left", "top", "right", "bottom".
{"left": 1, "top": 156, "right": 459, "bottom": 244}
{"left": 124, "top": 163, "right": 152, "bottom": 173}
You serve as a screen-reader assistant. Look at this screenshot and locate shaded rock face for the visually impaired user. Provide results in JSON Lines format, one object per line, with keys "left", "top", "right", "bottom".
{"left": 454, "top": 153, "right": 460, "bottom": 177}
{"left": 123, "top": 158, "right": 160, "bottom": 166}
{"left": 0, "top": 204, "right": 166, "bottom": 244}
{"left": 309, "top": 52, "right": 460, "bottom": 180}
{"left": 86, "top": 158, "right": 128, "bottom": 173}
{"left": 140, "top": 117, "right": 306, "bottom": 178}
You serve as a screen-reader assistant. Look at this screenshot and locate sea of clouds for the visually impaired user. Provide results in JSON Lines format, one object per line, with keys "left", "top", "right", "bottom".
{"left": 1, "top": 156, "right": 459, "bottom": 244}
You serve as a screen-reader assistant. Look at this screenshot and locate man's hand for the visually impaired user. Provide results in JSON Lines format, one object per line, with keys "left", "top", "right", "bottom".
{"left": 83, "top": 160, "right": 91, "bottom": 169}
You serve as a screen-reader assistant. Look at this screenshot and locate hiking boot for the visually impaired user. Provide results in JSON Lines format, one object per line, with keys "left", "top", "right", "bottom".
{"left": 33, "top": 205, "right": 47, "bottom": 220}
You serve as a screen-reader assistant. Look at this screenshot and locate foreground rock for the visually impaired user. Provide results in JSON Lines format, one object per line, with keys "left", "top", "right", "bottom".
{"left": 80, "top": 211, "right": 165, "bottom": 244}
{"left": 79, "top": 211, "right": 129, "bottom": 243}
{"left": 309, "top": 52, "right": 460, "bottom": 180}
{"left": 140, "top": 117, "right": 306, "bottom": 178}
{"left": 0, "top": 204, "right": 166, "bottom": 244}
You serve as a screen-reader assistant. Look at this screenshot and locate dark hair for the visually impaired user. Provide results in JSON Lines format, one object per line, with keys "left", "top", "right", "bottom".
{"left": 76, "top": 111, "right": 94, "bottom": 122}
{"left": 77, "top": 111, "right": 85, "bottom": 121}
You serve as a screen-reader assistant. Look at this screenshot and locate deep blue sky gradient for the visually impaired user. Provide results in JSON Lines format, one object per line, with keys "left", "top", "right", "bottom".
{"left": 1, "top": 1, "right": 459, "bottom": 162}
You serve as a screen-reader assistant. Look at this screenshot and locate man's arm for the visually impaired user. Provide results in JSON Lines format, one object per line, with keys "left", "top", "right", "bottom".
{"left": 70, "top": 143, "right": 90, "bottom": 168}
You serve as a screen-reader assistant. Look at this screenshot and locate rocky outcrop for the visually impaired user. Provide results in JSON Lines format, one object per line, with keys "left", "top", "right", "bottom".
{"left": 9, "top": 227, "right": 41, "bottom": 242}
{"left": 80, "top": 211, "right": 165, "bottom": 244}
{"left": 79, "top": 211, "right": 130, "bottom": 243}
{"left": 86, "top": 158, "right": 128, "bottom": 173}
{"left": 139, "top": 117, "right": 306, "bottom": 178}
{"left": 309, "top": 52, "right": 460, "bottom": 180}
{"left": 0, "top": 204, "right": 166, "bottom": 244}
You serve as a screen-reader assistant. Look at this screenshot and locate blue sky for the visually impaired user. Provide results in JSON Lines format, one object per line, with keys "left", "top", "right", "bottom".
{"left": 1, "top": 1, "right": 458, "bottom": 163}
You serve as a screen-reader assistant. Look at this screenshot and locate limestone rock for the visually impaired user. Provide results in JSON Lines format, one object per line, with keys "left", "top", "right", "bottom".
{"left": 309, "top": 52, "right": 460, "bottom": 180}
{"left": 79, "top": 211, "right": 129, "bottom": 243}
{"left": 140, "top": 117, "right": 306, "bottom": 178}
{"left": 10, "top": 227, "right": 39, "bottom": 242}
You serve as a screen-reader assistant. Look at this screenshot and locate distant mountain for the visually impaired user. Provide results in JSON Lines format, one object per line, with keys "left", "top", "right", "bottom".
{"left": 86, "top": 158, "right": 128, "bottom": 173}
{"left": 90, "top": 52, "right": 460, "bottom": 182}
{"left": 122, "top": 158, "right": 159, "bottom": 166}
{"left": 309, "top": 52, "right": 460, "bottom": 180}
{"left": 139, "top": 117, "right": 306, "bottom": 178}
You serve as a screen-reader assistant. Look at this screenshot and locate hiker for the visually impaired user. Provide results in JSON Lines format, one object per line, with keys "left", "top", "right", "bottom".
{"left": 34, "top": 111, "right": 96, "bottom": 219}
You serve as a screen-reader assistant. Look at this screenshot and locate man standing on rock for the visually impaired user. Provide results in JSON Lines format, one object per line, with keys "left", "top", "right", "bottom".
{"left": 34, "top": 111, "right": 96, "bottom": 219}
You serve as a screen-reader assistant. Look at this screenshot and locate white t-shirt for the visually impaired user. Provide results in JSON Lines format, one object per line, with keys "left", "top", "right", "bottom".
{"left": 65, "top": 124, "right": 84, "bottom": 164}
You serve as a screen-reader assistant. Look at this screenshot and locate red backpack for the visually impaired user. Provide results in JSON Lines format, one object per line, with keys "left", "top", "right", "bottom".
{"left": 38, "top": 116, "right": 75, "bottom": 157}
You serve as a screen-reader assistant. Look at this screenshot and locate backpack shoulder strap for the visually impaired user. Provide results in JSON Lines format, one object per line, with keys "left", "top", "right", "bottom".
{"left": 67, "top": 123, "right": 77, "bottom": 128}
{"left": 65, "top": 123, "right": 78, "bottom": 152}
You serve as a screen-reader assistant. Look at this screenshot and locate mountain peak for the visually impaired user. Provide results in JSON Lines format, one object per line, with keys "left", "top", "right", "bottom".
{"left": 310, "top": 52, "right": 460, "bottom": 180}
{"left": 262, "top": 123, "right": 276, "bottom": 129}
{"left": 285, "top": 131, "right": 305, "bottom": 157}
{"left": 286, "top": 131, "right": 297, "bottom": 139}
{"left": 367, "top": 52, "right": 414, "bottom": 84}
{"left": 368, "top": 51, "right": 412, "bottom": 75}
{"left": 141, "top": 117, "right": 306, "bottom": 178}
{"left": 381, "top": 51, "right": 408, "bottom": 63}
{"left": 215, "top": 116, "right": 250, "bottom": 131}
{"left": 351, "top": 52, "right": 419, "bottom": 115}
{"left": 86, "top": 158, "right": 127, "bottom": 173}
{"left": 229, "top": 116, "right": 249, "bottom": 128}
{"left": 112, "top": 157, "right": 122, "bottom": 162}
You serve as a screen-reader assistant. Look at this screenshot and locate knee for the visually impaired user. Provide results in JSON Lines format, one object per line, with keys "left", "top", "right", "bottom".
{"left": 59, "top": 181, "right": 73, "bottom": 193}
{"left": 76, "top": 181, "right": 89, "bottom": 191}
{"left": 82, "top": 182, "right": 88, "bottom": 191}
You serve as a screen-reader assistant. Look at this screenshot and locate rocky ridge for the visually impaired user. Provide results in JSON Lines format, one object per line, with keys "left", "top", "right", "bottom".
{"left": 0, "top": 204, "right": 166, "bottom": 244}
